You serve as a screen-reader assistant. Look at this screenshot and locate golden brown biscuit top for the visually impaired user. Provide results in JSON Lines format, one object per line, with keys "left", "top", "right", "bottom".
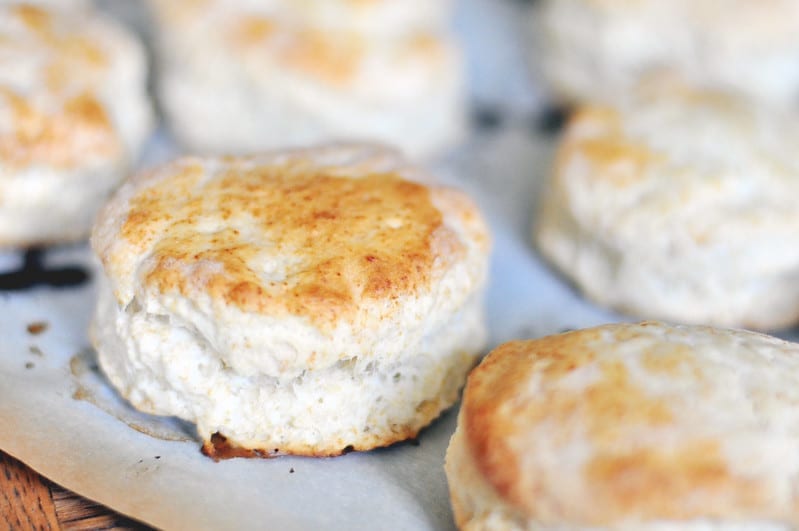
{"left": 556, "top": 105, "right": 664, "bottom": 188}
{"left": 556, "top": 86, "right": 778, "bottom": 191}
{"left": 0, "top": 88, "right": 116, "bottom": 169}
{"left": 0, "top": 4, "right": 121, "bottom": 169}
{"left": 548, "top": 87, "right": 799, "bottom": 258}
{"left": 229, "top": 15, "right": 446, "bottom": 87}
{"left": 150, "top": 0, "right": 450, "bottom": 88}
{"left": 462, "top": 322, "right": 799, "bottom": 526}
{"left": 117, "top": 157, "right": 466, "bottom": 328}
{"left": 231, "top": 17, "right": 366, "bottom": 86}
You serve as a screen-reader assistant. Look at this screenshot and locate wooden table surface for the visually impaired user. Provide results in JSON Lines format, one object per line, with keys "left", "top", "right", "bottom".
{"left": 0, "top": 451, "right": 153, "bottom": 530}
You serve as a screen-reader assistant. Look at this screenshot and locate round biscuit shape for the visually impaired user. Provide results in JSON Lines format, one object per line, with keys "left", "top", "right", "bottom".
{"left": 0, "top": 2, "right": 153, "bottom": 246}
{"left": 447, "top": 321, "right": 799, "bottom": 530}
{"left": 535, "top": 89, "right": 799, "bottom": 329}
{"left": 91, "top": 143, "right": 490, "bottom": 457}
{"left": 148, "top": 0, "right": 464, "bottom": 158}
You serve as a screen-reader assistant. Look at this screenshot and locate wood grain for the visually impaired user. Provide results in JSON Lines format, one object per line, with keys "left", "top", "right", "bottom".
{"left": 0, "top": 451, "right": 61, "bottom": 530}
{"left": 50, "top": 485, "right": 151, "bottom": 530}
{"left": 0, "top": 451, "right": 154, "bottom": 530}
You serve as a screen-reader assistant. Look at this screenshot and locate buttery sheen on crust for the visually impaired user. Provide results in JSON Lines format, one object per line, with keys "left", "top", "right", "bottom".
{"left": 536, "top": 0, "right": 799, "bottom": 105}
{"left": 91, "top": 144, "right": 490, "bottom": 457}
{"left": 147, "top": 0, "right": 463, "bottom": 157}
{"left": 446, "top": 322, "right": 799, "bottom": 530}
{"left": 0, "top": 2, "right": 152, "bottom": 246}
{"left": 535, "top": 89, "right": 799, "bottom": 329}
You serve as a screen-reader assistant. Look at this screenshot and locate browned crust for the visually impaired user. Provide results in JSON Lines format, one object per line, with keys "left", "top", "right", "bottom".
{"left": 200, "top": 424, "right": 423, "bottom": 462}
{"left": 463, "top": 334, "right": 601, "bottom": 520}
{"left": 461, "top": 323, "right": 773, "bottom": 526}
{"left": 152, "top": 2, "right": 448, "bottom": 88}
{"left": 0, "top": 5, "right": 120, "bottom": 171}
{"left": 0, "top": 88, "right": 119, "bottom": 170}
{"left": 114, "top": 158, "right": 470, "bottom": 330}
{"left": 227, "top": 14, "right": 366, "bottom": 86}
{"left": 198, "top": 359, "right": 477, "bottom": 461}
{"left": 554, "top": 105, "right": 663, "bottom": 188}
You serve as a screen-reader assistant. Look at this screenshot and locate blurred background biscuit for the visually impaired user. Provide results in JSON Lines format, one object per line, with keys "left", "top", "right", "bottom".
{"left": 535, "top": 0, "right": 799, "bottom": 107}
{"left": 147, "top": 0, "right": 464, "bottom": 158}
{"left": 0, "top": 2, "right": 152, "bottom": 247}
{"left": 219, "top": 0, "right": 455, "bottom": 36}
{"left": 535, "top": 87, "right": 799, "bottom": 329}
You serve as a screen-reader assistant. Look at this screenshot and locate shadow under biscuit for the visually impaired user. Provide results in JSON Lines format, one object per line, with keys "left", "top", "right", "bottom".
{"left": 0, "top": 248, "right": 89, "bottom": 291}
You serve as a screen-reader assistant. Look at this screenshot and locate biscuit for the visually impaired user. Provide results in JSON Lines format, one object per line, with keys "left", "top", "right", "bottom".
{"left": 446, "top": 321, "right": 799, "bottom": 530}
{"left": 90, "top": 144, "right": 490, "bottom": 457}
{"left": 154, "top": 0, "right": 454, "bottom": 36}
{"left": 148, "top": 0, "right": 464, "bottom": 158}
{"left": 535, "top": 0, "right": 799, "bottom": 105}
{"left": 535, "top": 88, "right": 799, "bottom": 329}
{"left": 0, "top": 2, "right": 153, "bottom": 247}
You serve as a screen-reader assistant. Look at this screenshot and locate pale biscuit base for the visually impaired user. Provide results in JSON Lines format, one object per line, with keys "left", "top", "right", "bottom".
{"left": 446, "top": 322, "right": 799, "bottom": 530}
{"left": 92, "top": 277, "right": 484, "bottom": 458}
{"left": 91, "top": 144, "right": 490, "bottom": 457}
